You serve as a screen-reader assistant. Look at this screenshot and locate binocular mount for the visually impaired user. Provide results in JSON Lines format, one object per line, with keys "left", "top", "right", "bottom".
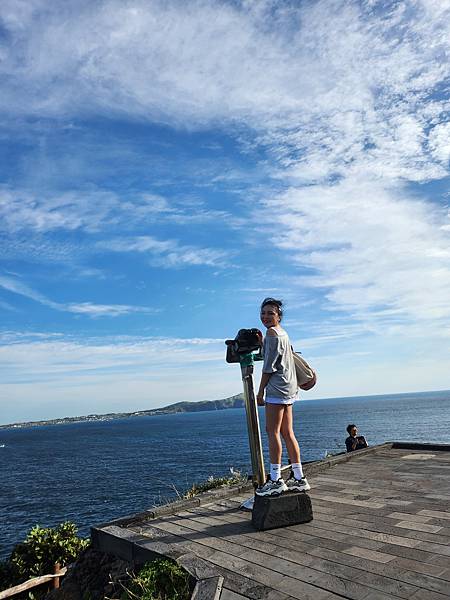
{"left": 225, "top": 328, "right": 265, "bottom": 487}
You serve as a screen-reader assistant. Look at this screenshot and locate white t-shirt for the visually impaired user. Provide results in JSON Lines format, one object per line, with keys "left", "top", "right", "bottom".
{"left": 263, "top": 327, "right": 298, "bottom": 401}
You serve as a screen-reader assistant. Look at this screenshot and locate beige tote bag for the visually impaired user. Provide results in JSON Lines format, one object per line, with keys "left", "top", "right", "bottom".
{"left": 292, "top": 350, "right": 317, "bottom": 391}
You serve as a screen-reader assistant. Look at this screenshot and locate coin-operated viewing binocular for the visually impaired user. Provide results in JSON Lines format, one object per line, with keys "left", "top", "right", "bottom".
{"left": 225, "top": 328, "right": 263, "bottom": 363}
{"left": 225, "top": 328, "right": 266, "bottom": 487}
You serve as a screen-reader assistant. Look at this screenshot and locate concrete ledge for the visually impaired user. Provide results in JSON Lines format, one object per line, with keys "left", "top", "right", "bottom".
{"left": 99, "top": 481, "right": 255, "bottom": 529}
{"left": 90, "top": 525, "right": 150, "bottom": 562}
{"left": 91, "top": 524, "right": 225, "bottom": 599}
{"left": 391, "top": 441, "right": 450, "bottom": 452}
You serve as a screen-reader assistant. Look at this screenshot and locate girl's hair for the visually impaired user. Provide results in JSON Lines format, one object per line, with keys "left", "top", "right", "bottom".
{"left": 346, "top": 424, "right": 356, "bottom": 434}
{"left": 260, "top": 297, "right": 283, "bottom": 320}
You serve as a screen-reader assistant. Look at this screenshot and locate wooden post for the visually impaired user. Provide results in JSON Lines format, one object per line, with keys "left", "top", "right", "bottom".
{"left": 53, "top": 563, "right": 61, "bottom": 589}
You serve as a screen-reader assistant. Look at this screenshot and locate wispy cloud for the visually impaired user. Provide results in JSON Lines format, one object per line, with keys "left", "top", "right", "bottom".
{"left": 0, "top": 187, "right": 177, "bottom": 234}
{"left": 0, "top": 274, "right": 156, "bottom": 317}
{"left": 0, "top": 332, "right": 225, "bottom": 379}
{"left": 1, "top": 2, "right": 448, "bottom": 137}
{"left": 0, "top": 329, "right": 447, "bottom": 425}
{"left": 64, "top": 302, "right": 157, "bottom": 318}
{"left": 259, "top": 177, "right": 450, "bottom": 334}
{"left": 0, "top": 187, "right": 237, "bottom": 276}
{"left": 99, "top": 236, "right": 230, "bottom": 268}
{"left": 0, "top": 274, "right": 50, "bottom": 305}
{"left": 0, "top": 332, "right": 234, "bottom": 422}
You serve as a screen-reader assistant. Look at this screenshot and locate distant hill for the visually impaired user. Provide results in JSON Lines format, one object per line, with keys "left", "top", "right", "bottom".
{"left": 0, "top": 393, "right": 245, "bottom": 429}
{"left": 157, "top": 394, "right": 245, "bottom": 413}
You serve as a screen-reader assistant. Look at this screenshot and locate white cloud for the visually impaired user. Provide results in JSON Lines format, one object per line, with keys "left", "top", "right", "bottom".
{"left": 0, "top": 273, "right": 50, "bottom": 304}
{"left": 1, "top": 329, "right": 448, "bottom": 425}
{"left": 2, "top": 1, "right": 450, "bottom": 190}
{"left": 65, "top": 302, "right": 157, "bottom": 318}
{"left": 0, "top": 273, "right": 155, "bottom": 317}
{"left": 0, "top": 332, "right": 236, "bottom": 423}
{"left": 260, "top": 176, "right": 450, "bottom": 334}
{"left": 100, "top": 235, "right": 229, "bottom": 268}
{"left": 0, "top": 187, "right": 177, "bottom": 234}
{"left": 428, "top": 122, "right": 450, "bottom": 164}
{"left": 0, "top": 332, "right": 225, "bottom": 379}
{"left": 0, "top": 1, "right": 448, "bottom": 144}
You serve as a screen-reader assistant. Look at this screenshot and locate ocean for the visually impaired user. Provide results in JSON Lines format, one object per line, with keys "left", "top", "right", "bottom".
{"left": 1, "top": 390, "right": 449, "bottom": 560}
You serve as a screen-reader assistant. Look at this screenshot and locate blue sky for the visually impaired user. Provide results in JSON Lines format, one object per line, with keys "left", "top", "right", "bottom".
{"left": 1, "top": 0, "right": 450, "bottom": 424}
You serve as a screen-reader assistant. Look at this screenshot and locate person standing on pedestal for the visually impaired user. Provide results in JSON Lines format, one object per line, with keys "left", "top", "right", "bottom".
{"left": 255, "top": 297, "right": 310, "bottom": 497}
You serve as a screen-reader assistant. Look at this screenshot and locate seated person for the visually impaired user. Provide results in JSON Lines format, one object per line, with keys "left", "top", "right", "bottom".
{"left": 345, "top": 424, "right": 368, "bottom": 452}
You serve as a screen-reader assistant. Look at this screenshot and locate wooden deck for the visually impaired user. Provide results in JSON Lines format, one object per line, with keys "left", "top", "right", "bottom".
{"left": 92, "top": 443, "right": 450, "bottom": 599}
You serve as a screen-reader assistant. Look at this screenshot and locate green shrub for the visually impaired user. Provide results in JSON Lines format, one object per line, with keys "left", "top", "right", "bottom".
{"left": 0, "top": 522, "right": 89, "bottom": 592}
{"left": 122, "top": 559, "right": 191, "bottom": 600}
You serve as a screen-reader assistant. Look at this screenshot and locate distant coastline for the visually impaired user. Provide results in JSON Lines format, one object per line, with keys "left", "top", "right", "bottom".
{"left": 0, "top": 393, "right": 245, "bottom": 430}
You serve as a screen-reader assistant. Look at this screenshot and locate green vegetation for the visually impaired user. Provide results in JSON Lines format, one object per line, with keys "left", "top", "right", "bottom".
{"left": 120, "top": 560, "right": 191, "bottom": 600}
{"left": 182, "top": 469, "right": 247, "bottom": 499}
{"left": 0, "top": 470, "right": 247, "bottom": 597}
{"left": 0, "top": 522, "right": 89, "bottom": 594}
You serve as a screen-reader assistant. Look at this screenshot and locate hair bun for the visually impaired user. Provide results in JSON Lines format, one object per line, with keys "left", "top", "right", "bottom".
{"left": 262, "top": 297, "right": 282, "bottom": 307}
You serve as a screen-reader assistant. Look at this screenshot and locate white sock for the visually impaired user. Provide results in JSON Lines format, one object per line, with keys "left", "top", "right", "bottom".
{"left": 270, "top": 463, "right": 281, "bottom": 481}
{"left": 292, "top": 462, "right": 304, "bottom": 480}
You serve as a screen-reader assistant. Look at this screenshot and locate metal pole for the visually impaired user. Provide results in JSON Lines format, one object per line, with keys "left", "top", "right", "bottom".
{"left": 240, "top": 355, "right": 266, "bottom": 488}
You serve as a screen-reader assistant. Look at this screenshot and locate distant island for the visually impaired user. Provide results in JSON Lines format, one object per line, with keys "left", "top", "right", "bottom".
{"left": 0, "top": 393, "right": 245, "bottom": 430}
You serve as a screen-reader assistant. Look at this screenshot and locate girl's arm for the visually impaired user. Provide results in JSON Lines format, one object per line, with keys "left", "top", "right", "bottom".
{"left": 257, "top": 372, "right": 272, "bottom": 405}
{"left": 257, "top": 328, "right": 278, "bottom": 405}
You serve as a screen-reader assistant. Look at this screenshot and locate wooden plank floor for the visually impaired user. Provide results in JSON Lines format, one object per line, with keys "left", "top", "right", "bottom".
{"left": 112, "top": 446, "right": 450, "bottom": 599}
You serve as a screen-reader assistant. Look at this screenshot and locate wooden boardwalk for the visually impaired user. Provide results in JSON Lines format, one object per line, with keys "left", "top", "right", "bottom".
{"left": 93, "top": 443, "right": 450, "bottom": 599}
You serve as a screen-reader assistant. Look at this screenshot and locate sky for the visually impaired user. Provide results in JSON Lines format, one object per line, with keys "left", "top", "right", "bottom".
{"left": 1, "top": 0, "right": 450, "bottom": 425}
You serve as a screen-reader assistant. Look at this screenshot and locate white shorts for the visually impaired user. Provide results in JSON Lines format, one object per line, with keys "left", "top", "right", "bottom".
{"left": 265, "top": 394, "right": 298, "bottom": 405}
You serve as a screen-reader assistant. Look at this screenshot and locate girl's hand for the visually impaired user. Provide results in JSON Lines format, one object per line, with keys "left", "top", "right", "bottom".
{"left": 256, "top": 393, "right": 265, "bottom": 406}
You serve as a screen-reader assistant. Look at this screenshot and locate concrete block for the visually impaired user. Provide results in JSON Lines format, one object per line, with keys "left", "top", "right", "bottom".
{"left": 91, "top": 526, "right": 135, "bottom": 562}
{"left": 251, "top": 492, "right": 313, "bottom": 531}
{"left": 191, "top": 576, "right": 223, "bottom": 600}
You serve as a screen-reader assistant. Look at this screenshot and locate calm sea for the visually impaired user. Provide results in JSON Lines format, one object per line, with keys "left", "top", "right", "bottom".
{"left": 1, "top": 390, "right": 449, "bottom": 560}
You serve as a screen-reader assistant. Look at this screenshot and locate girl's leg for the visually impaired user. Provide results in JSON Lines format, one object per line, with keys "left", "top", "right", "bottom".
{"left": 265, "top": 404, "right": 285, "bottom": 479}
{"left": 280, "top": 404, "right": 301, "bottom": 464}
{"left": 280, "top": 405, "right": 310, "bottom": 488}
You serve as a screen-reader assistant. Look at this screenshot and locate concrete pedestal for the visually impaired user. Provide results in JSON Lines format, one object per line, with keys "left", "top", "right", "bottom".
{"left": 251, "top": 491, "right": 313, "bottom": 531}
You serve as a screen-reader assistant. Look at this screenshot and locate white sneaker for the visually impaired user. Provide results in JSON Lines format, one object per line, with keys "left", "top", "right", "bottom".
{"left": 255, "top": 478, "right": 288, "bottom": 496}
{"left": 285, "top": 474, "right": 311, "bottom": 492}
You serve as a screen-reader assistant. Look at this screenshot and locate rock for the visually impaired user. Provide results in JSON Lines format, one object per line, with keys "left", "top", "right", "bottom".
{"left": 45, "top": 547, "right": 130, "bottom": 600}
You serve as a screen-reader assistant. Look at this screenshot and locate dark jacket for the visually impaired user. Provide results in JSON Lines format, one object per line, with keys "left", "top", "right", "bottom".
{"left": 345, "top": 435, "right": 368, "bottom": 452}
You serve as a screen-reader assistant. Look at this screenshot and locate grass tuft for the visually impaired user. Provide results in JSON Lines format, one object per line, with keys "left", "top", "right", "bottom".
{"left": 117, "top": 559, "right": 191, "bottom": 600}
{"left": 182, "top": 468, "right": 247, "bottom": 499}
